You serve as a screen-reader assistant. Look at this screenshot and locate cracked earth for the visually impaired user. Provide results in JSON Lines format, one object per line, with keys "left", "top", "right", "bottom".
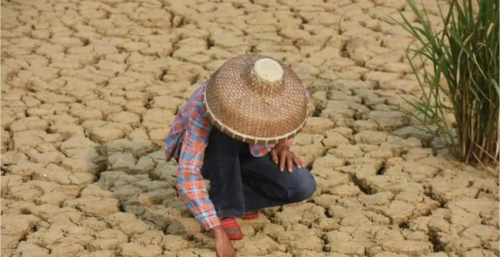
{"left": 1, "top": 0, "right": 499, "bottom": 257}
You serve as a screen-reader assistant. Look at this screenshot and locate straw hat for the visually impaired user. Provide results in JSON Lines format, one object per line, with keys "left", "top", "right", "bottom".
{"left": 202, "top": 54, "right": 309, "bottom": 145}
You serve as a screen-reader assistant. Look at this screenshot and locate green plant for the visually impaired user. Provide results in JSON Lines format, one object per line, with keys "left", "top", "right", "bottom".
{"left": 397, "top": 0, "right": 499, "bottom": 167}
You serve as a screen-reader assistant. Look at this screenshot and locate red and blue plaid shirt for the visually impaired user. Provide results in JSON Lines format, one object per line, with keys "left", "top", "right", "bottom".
{"left": 164, "top": 83, "right": 304, "bottom": 230}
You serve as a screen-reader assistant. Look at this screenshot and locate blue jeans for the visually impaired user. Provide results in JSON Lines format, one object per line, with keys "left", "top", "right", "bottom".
{"left": 200, "top": 127, "right": 317, "bottom": 218}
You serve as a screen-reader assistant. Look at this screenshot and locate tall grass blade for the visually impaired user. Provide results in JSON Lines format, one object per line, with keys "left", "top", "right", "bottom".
{"left": 395, "top": 0, "right": 499, "bottom": 167}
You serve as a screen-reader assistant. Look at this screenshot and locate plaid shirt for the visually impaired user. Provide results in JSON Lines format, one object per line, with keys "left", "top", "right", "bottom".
{"left": 164, "top": 83, "right": 303, "bottom": 230}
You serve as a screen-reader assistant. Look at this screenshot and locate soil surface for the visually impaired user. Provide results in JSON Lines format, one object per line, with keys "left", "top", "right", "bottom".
{"left": 1, "top": 0, "right": 499, "bottom": 257}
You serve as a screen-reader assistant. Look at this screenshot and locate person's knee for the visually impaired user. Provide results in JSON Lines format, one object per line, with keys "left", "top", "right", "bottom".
{"left": 287, "top": 168, "right": 317, "bottom": 202}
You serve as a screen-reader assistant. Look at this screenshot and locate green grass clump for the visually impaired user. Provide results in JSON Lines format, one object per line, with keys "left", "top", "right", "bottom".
{"left": 398, "top": 0, "right": 499, "bottom": 167}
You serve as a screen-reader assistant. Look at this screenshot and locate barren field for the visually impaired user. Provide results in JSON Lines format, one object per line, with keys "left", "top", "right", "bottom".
{"left": 1, "top": 0, "right": 499, "bottom": 257}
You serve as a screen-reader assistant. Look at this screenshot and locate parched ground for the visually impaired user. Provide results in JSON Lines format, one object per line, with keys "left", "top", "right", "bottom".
{"left": 1, "top": 0, "right": 499, "bottom": 257}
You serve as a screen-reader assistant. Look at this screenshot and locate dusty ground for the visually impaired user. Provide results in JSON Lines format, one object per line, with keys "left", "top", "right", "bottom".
{"left": 1, "top": 0, "right": 499, "bottom": 256}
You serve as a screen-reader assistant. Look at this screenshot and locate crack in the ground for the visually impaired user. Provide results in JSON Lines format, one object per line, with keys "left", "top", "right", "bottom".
{"left": 320, "top": 233, "right": 330, "bottom": 252}
{"left": 428, "top": 230, "right": 446, "bottom": 252}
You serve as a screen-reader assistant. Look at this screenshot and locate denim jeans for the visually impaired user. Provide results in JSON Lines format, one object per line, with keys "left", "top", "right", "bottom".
{"left": 200, "top": 127, "right": 317, "bottom": 218}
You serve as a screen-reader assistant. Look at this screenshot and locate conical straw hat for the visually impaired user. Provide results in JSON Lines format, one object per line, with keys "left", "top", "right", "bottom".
{"left": 202, "top": 54, "right": 309, "bottom": 145}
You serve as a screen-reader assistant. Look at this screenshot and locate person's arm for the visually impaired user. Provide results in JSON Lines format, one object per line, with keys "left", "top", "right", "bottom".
{"left": 164, "top": 111, "right": 184, "bottom": 161}
{"left": 176, "top": 115, "right": 220, "bottom": 231}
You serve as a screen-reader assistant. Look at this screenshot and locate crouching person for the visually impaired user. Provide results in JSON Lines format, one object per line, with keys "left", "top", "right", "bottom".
{"left": 164, "top": 54, "right": 316, "bottom": 257}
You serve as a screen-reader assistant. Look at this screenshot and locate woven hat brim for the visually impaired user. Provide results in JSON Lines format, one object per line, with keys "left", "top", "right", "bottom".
{"left": 203, "top": 99, "right": 308, "bottom": 145}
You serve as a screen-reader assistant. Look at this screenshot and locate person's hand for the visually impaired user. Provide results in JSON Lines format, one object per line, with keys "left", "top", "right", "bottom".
{"left": 213, "top": 226, "right": 235, "bottom": 257}
{"left": 270, "top": 142, "right": 304, "bottom": 172}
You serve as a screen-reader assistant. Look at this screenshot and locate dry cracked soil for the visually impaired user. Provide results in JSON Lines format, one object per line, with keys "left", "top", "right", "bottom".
{"left": 1, "top": 0, "right": 499, "bottom": 257}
